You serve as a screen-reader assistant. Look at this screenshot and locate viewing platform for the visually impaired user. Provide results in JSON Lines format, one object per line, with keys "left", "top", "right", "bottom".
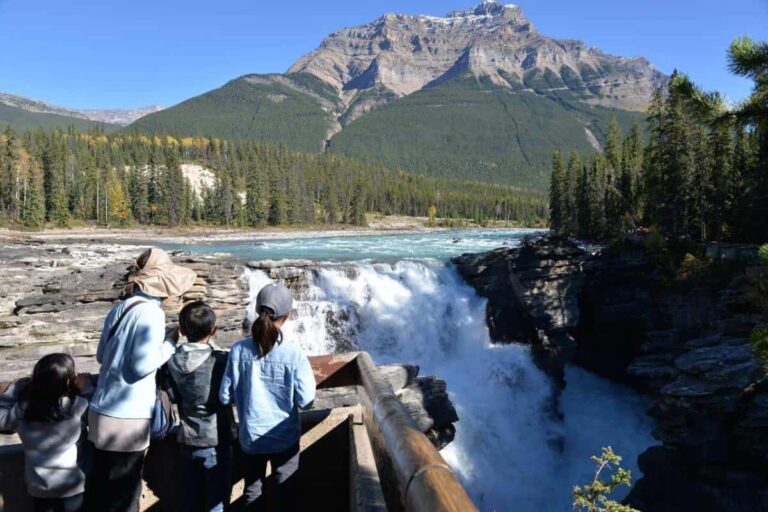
{"left": 0, "top": 352, "right": 476, "bottom": 512}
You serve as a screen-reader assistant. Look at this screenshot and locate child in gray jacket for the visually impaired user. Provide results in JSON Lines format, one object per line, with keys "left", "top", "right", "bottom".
{"left": 0, "top": 353, "right": 90, "bottom": 512}
{"left": 167, "top": 301, "right": 234, "bottom": 512}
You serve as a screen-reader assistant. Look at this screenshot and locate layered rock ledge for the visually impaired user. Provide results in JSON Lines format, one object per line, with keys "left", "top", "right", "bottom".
{"left": 453, "top": 236, "right": 768, "bottom": 511}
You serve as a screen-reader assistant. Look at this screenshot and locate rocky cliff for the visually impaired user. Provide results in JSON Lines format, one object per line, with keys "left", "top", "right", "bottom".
{"left": 453, "top": 236, "right": 768, "bottom": 511}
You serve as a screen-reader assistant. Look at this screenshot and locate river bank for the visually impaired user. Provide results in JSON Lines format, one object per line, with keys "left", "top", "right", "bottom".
{"left": 1, "top": 223, "right": 444, "bottom": 245}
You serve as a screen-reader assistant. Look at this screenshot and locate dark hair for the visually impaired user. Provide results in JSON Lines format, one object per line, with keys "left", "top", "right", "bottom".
{"left": 21, "top": 353, "right": 78, "bottom": 422}
{"left": 251, "top": 307, "right": 286, "bottom": 357}
{"left": 179, "top": 301, "right": 217, "bottom": 343}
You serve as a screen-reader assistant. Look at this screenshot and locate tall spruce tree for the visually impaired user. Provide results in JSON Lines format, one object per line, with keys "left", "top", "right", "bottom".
{"left": 23, "top": 162, "right": 45, "bottom": 230}
{"left": 164, "top": 149, "right": 184, "bottom": 226}
{"left": 549, "top": 151, "right": 565, "bottom": 233}
{"left": 267, "top": 165, "right": 286, "bottom": 226}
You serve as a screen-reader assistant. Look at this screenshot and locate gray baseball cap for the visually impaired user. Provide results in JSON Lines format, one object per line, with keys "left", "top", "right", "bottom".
{"left": 256, "top": 283, "right": 293, "bottom": 318}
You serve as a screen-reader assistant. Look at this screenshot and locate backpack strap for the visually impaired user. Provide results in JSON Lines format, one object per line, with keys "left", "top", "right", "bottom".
{"left": 106, "top": 300, "right": 149, "bottom": 343}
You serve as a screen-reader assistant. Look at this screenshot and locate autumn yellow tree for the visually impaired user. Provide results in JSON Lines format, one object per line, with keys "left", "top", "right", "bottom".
{"left": 427, "top": 205, "right": 438, "bottom": 227}
{"left": 107, "top": 174, "right": 130, "bottom": 226}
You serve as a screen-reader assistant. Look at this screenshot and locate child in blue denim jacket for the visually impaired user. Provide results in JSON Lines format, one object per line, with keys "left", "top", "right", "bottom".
{"left": 220, "top": 283, "right": 315, "bottom": 511}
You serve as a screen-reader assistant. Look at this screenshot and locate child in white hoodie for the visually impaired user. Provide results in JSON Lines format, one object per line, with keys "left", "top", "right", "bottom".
{"left": 0, "top": 353, "right": 90, "bottom": 512}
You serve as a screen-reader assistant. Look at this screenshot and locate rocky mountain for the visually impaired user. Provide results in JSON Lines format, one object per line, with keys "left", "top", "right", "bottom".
{"left": 0, "top": 92, "right": 162, "bottom": 128}
{"left": 291, "top": 1, "right": 666, "bottom": 120}
{"left": 132, "top": 0, "right": 667, "bottom": 189}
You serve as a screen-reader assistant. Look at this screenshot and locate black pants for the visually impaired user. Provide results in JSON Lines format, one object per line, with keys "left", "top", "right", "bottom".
{"left": 242, "top": 443, "right": 300, "bottom": 512}
{"left": 85, "top": 449, "right": 145, "bottom": 512}
{"left": 32, "top": 494, "right": 84, "bottom": 512}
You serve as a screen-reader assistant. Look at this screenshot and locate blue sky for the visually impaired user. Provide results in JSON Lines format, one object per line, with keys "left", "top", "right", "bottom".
{"left": 0, "top": 0, "right": 765, "bottom": 109}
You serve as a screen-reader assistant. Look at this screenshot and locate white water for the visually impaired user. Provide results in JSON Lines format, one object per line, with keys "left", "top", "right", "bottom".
{"left": 244, "top": 258, "right": 656, "bottom": 511}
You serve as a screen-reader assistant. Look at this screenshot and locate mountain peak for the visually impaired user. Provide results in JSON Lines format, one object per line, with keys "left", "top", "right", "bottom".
{"left": 448, "top": 0, "right": 519, "bottom": 18}
{"left": 288, "top": 1, "right": 667, "bottom": 113}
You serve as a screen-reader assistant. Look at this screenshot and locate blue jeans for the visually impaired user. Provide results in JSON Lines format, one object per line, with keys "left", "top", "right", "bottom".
{"left": 178, "top": 445, "right": 232, "bottom": 512}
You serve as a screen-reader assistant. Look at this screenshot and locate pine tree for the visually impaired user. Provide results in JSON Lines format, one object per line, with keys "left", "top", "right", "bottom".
{"left": 325, "top": 182, "right": 339, "bottom": 224}
{"left": 707, "top": 121, "right": 733, "bottom": 240}
{"left": 164, "top": 149, "right": 184, "bottom": 226}
{"left": 245, "top": 165, "right": 266, "bottom": 227}
{"left": 549, "top": 151, "right": 565, "bottom": 233}
{"left": 267, "top": 165, "right": 286, "bottom": 226}
{"left": 42, "top": 134, "right": 69, "bottom": 226}
{"left": 350, "top": 182, "right": 368, "bottom": 226}
{"left": 563, "top": 152, "right": 581, "bottom": 235}
{"left": 0, "top": 128, "right": 22, "bottom": 223}
{"left": 23, "top": 162, "right": 45, "bottom": 230}
{"left": 604, "top": 117, "right": 622, "bottom": 175}
{"left": 127, "top": 166, "right": 149, "bottom": 224}
{"left": 620, "top": 122, "right": 643, "bottom": 224}
{"left": 217, "top": 165, "right": 235, "bottom": 226}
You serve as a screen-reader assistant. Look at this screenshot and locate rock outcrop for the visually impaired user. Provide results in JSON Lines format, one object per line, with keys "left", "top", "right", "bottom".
{"left": 453, "top": 235, "right": 768, "bottom": 511}
{"left": 0, "top": 240, "right": 250, "bottom": 381}
{"left": 452, "top": 236, "right": 586, "bottom": 385}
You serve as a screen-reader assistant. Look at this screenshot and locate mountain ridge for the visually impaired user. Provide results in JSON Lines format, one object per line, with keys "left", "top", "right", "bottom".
{"left": 0, "top": 92, "right": 162, "bottom": 127}
{"left": 288, "top": 0, "right": 667, "bottom": 122}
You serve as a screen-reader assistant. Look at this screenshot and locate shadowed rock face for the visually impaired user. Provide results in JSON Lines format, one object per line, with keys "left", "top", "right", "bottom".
{"left": 289, "top": 0, "right": 667, "bottom": 116}
{"left": 453, "top": 236, "right": 768, "bottom": 511}
{"left": 452, "top": 236, "right": 586, "bottom": 386}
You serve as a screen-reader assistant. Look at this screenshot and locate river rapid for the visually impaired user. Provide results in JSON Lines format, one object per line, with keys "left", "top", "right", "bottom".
{"left": 162, "top": 229, "right": 655, "bottom": 511}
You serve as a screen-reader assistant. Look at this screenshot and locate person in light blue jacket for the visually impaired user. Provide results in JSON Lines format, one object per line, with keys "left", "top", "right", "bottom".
{"left": 86, "top": 247, "right": 197, "bottom": 512}
{"left": 220, "top": 283, "right": 315, "bottom": 511}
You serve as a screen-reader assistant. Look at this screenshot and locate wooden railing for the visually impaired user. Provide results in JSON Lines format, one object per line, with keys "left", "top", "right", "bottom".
{"left": 313, "top": 352, "right": 477, "bottom": 512}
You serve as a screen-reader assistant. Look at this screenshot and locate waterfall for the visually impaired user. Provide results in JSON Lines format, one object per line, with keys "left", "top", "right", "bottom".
{"left": 245, "top": 260, "right": 655, "bottom": 511}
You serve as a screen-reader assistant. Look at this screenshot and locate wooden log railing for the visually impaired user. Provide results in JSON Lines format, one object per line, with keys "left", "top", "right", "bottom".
{"left": 313, "top": 352, "right": 476, "bottom": 512}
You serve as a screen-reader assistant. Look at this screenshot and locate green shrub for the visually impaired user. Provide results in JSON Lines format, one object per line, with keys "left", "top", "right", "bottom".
{"left": 759, "top": 245, "right": 768, "bottom": 265}
{"left": 573, "top": 447, "right": 639, "bottom": 512}
{"left": 642, "top": 230, "right": 668, "bottom": 256}
{"left": 752, "top": 327, "right": 768, "bottom": 363}
{"left": 759, "top": 245, "right": 768, "bottom": 292}
{"left": 677, "top": 253, "right": 709, "bottom": 281}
